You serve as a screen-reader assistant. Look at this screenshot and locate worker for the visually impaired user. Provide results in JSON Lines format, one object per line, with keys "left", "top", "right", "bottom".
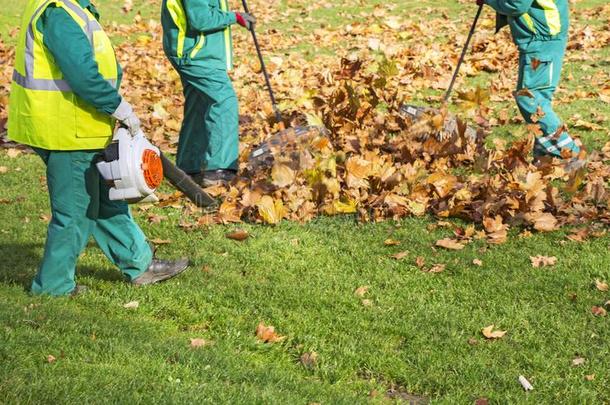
{"left": 476, "top": 0, "right": 583, "bottom": 164}
{"left": 161, "top": 0, "right": 256, "bottom": 186}
{"left": 8, "top": 0, "right": 190, "bottom": 296}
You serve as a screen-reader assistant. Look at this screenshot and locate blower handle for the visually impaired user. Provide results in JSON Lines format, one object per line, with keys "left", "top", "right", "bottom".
{"left": 443, "top": 4, "right": 484, "bottom": 104}
{"left": 241, "top": 0, "right": 283, "bottom": 123}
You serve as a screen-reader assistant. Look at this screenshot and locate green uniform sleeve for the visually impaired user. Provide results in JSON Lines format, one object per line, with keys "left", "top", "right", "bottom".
{"left": 40, "top": 6, "right": 122, "bottom": 115}
{"left": 183, "top": 0, "right": 237, "bottom": 33}
{"left": 485, "top": 0, "right": 534, "bottom": 16}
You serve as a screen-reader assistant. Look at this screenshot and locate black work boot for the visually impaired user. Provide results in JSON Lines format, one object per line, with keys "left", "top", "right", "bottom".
{"left": 201, "top": 169, "right": 236, "bottom": 187}
{"left": 131, "top": 258, "right": 190, "bottom": 286}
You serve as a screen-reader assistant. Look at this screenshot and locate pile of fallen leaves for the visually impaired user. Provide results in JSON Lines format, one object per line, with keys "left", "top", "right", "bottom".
{"left": 1, "top": 1, "right": 610, "bottom": 244}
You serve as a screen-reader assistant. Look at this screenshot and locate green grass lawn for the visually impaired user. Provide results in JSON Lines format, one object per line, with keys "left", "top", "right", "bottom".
{"left": 1, "top": 0, "right": 610, "bottom": 403}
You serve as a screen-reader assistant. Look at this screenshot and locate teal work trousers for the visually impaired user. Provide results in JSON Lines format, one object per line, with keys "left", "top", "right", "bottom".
{"left": 174, "top": 65, "right": 239, "bottom": 174}
{"left": 515, "top": 39, "right": 579, "bottom": 158}
{"left": 31, "top": 148, "right": 153, "bottom": 296}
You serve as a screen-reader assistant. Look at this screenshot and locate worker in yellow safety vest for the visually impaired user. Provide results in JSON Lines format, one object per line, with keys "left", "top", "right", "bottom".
{"left": 8, "top": 0, "right": 190, "bottom": 296}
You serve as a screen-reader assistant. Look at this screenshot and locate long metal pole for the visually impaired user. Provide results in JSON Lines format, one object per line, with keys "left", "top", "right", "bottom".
{"left": 241, "top": 0, "right": 283, "bottom": 123}
{"left": 443, "top": 4, "right": 484, "bottom": 103}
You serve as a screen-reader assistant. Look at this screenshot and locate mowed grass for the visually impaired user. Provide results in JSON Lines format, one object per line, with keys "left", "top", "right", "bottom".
{"left": 1, "top": 0, "right": 610, "bottom": 403}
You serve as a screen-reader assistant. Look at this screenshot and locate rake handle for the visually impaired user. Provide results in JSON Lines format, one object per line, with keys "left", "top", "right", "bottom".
{"left": 443, "top": 4, "right": 484, "bottom": 104}
{"left": 241, "top": 0, "right": 283, "bottom": 123}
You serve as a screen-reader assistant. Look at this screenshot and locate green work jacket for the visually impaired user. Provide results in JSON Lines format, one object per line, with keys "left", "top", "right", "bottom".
{"left": 487, "top": 0, "right": 569, "bottom": 48}
{"left": 161, "top": 0, "right": 236, "bottom": 70}
{"left": 37, "top": 0, "right": 122, "bottom": 114}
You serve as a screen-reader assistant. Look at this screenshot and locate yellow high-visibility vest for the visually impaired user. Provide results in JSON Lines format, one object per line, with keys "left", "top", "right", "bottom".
{"left": 8, "top": 0, "right": 119, "bottom": 150}
{"left": 165, "top": 0, "right": 233, "bottom": 70}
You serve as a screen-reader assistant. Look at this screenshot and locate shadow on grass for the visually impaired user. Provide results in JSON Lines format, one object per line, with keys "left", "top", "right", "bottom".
{"left": 0, "top": 242, "right": 126, "bottom": 291}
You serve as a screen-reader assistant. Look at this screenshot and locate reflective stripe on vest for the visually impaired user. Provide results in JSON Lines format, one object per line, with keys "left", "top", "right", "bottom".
{"left": 166, "top": 0, "right": 205, "bottom": 59}
{"left": 522, "top": 13, "right": 536, "bottom": 33}
{"left": 8, "top": 0, "right": 119, "bottom": 151}
{"left": 220, "top": 0, "right": 232, "bottom": 70}
{"left": 16, "top": 0, "right": 114, "bottom": 92}
{"left": 536, "top": 0, "right": 561, "bottom": 36}
{"left": 166, "top": 0, "right": 231, "bottom": 68}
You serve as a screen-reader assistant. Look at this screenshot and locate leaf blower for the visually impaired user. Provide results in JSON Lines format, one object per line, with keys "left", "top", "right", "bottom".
{"left": 96, "top": 127, "right": 217, "bottom": 208}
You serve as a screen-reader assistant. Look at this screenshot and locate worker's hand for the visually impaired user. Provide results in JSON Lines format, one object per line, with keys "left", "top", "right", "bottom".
{"left": 475, "top": 0, "right": 485, "bottom": 5}
{"left": 235, "top": 12, "right": 256, "bottom": 30}
{"left": 112, "top": 99, "right": 141, "bottom": 136}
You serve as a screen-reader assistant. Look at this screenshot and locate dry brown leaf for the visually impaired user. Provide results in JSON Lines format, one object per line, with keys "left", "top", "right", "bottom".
{"left": 481, "top": 325, "right": 507, "bottom": 339}
{"left": 123, "top": 300, "right": 139, "bottom": 309}
{"left": 473, "top": 259, "right": 483, "bottom": 266}
{"left": 150, "top": 238, "right": 171, "bottom": 245}
{"left": 594, "top": 279, "right": 609, "bottom": 292}
{"left": 226, "top": 229, "right": 249, "bottom": 241}
{"left": 415, "top": 256, "right": 426, "bottom": 268}
{"left": 255, "top": 322, "right": 285, "bottom": 343}
{"left": 0, "top": 166, "right": 8, "bottom": 174}
{"left": 384, "top": 238, "right": 400, "bottom": 246}
{"left": 572, "top": 357, "right": 586, "bottom": 367}
{"left": 390, "top": 251, "right": 408, "bottom": 260}
{"left": 530, "top": 255, "right": 558, "bottom": 268}
{"left": 46, "top": 354, "right": 56, "bottom": 363}
{"left": 585, "top": 374, "right": 596, "bottom": 381}
{"left": 425, "top": 263, "right": 446, "bottom": 273}
{"left": 354, "top": 286, "right": 369, "bottom": 297}
{"left": 271, "top": 163, "right": 296, "bottom": 188}
{"left": 531, "top": 213, "right": 558, "bottom": 232}
{"left": 300, "top": 351, "right": 318, "bottom": 369}
{"left": 435, "top": 238, "right": 466, "bottom": 250}
{"left": 591, "top": 306, "right": 607, "bottom": 317}
{"left": 189, "top": 338, "right": 211, "bottom": 348}
{"left": 6, "top": 149, "right": 22, "bottom": 158}
{"left": 257, "top": 196, "right": 285, "bottom": 225}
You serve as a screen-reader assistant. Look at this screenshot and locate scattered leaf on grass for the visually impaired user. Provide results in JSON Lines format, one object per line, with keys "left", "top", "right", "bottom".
{"left": 436, "top": 238, "right": 465, "bottom": 250}
{"left": 415, "top": 256, "right": 425, "bottom": 268}
{"left": 123, "top": 301, "right": 139, "bottom": 309}
{"left": 390, "top": 251, "right": 408, "bottom": 260}
{"left": 530, "top": 255, "right": 557, "bottom": 268}
{"left": 255, "top": 322, "right": 285, "bottom": 343}
{"left": 585, "top": 374, "right": 595, "bottom": 381}
{"left": 473, "top": 259, "right": 483, "bottom": 266}
{"left": 362, "top": 299, "right": 373, "bottom": 307}
{"left": 424, "top": 264, "right": 446, "bottom": 273}
{"left": 6, "top": 149, "right": 22, "bottom": 158}
{"left": 481, "top": 325, "right": 507, "bottom": 339}
{"left": 46, "top": 354, "right": 56, "bottom": 363}
{"left": 595, "top": 279, "right": 609, "bottom": 292}
{"left": 591, "top": 306, "right": 607, "bottom": 317}
{"left": 475, "top": 398, "right": 489, "bottom": 405}
{"left": 0, "top": 166, "right": 8, "bottom": 174}
{"left": 384, "top": 238, "right": 400, "bottom": 246}
{"left": 467, "top": 337, "right": 479, "bottom": 346}
{"left": 567, "top": 228, "right": 588, "bottom": 242}
{"left": 189, "top": 338, "right": 211, "bottom": 348}
{"left": 572, "top": 357, "right": 586, "bottom": 367}
{"left": 147, "top": 214, "right": 167, "bottom": 224}
{"left": 354, "top": 286, "right": 369, "bottom": 297}
{"left": 150, "top": 238, "right": 171, "bottom": 245}
{"left": 226, "top": 229, "right": 250, "bottom": 241}
{"left": 300, "top": 351, "right": 318, "bottom": 369}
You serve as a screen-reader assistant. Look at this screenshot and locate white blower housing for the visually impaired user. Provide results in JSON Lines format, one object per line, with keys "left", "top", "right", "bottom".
{"left": 96, "top": 127, "right": 163, "bottom": 203}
